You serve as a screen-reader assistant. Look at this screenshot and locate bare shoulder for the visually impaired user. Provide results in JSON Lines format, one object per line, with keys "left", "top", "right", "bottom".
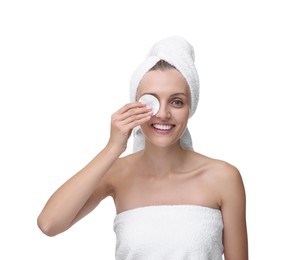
{"left": 209, "top": 157, "right": 244, "bottom": 192}
{"left": 91, "top": 152, "right": 137, "bottom": 202}
{"left": 195, "top": 152, "right": 241, "bottom": 181}
{"left": 111, "top": 152, "right": 139, "bottom": 172}
{"left": 190, "top": 151, "right": 245, "bottom": 206}
{"left": 190, "top": 151, "right": 239, "bottom": 176}
{"left": 210, "top": 157, "right": 245, "bottom": 209}
{"left": 106, "top": 152, "right": 140, "bottom": 182}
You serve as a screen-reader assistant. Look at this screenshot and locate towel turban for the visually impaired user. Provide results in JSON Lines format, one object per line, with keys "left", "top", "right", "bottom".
{"left": 129, "top": 36, "right": 200, "bottom": 152}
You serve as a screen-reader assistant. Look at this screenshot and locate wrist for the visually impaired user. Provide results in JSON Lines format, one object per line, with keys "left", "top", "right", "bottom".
{"left": 105, "top": 141, "right": 126, "bottom": 157}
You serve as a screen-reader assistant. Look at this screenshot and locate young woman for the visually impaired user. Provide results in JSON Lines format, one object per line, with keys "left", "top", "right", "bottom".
{"left": 38, "top": 36, "right": 248, "bottom": 259}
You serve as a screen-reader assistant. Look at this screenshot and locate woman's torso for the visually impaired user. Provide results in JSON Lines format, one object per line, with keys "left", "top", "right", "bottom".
{"left": 107, "top": 150, "right": 228, "bottom": 259}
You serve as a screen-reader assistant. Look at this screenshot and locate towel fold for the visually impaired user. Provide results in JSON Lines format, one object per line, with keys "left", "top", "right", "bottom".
{"left": 129, "top": 36, "right": 200, "bottom": 152}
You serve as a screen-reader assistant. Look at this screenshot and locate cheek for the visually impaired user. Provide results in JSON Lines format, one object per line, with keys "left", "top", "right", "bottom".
{"left": 173, "top": 108, "right": 189, "bottom": 122}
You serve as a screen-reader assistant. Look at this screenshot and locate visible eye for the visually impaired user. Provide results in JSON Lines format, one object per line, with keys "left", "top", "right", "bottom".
{"left": 171, "top": 99, "right": 184, "bottom": 107}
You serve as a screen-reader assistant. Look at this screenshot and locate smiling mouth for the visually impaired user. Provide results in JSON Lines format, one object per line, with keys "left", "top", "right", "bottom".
{"left": 152, "top": 124, "right": 175, "bottom": 131}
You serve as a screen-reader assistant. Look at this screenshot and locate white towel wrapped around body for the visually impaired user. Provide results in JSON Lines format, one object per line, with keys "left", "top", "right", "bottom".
{"left": 114, "top": 205, "right": 224, "bottom": 260}
{"left": 130, "top": 36, "right": 200, "bottom": 152}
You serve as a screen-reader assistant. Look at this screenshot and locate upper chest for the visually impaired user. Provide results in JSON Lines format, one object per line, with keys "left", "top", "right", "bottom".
{"left": 113, "top": 166, "right": 221, "bottom": 213}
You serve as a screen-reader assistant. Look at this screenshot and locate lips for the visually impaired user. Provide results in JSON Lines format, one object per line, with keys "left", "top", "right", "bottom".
{"left": 152, "top": 123, "right": 175, "bottom": 131}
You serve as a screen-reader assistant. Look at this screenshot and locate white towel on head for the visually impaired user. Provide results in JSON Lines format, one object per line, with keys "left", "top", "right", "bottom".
{"left": 130, "top": 36, "right": 199, "bottom": 152}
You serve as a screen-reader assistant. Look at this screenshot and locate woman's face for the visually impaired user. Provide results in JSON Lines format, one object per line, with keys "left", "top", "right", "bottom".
{"left": 137, "top": 69, "right": 190, "bottom": 149}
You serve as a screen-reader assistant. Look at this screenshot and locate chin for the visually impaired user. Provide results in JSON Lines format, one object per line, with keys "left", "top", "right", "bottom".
{"left": 145, "top": 136, "right": 181, "bottom": 149}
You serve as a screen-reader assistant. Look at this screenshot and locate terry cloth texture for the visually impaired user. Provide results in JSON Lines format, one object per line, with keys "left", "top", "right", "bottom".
{"left": 114, "top": 205, "right": 224, "bottom": 260}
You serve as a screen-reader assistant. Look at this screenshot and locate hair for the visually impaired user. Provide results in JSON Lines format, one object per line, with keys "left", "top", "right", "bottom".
{"left": 149, "top": 60, "right": 176, "bottom": 71}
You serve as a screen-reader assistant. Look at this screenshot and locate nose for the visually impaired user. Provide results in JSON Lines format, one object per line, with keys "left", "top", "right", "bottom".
{"left": 155, "top": 102, "right": 171, "bottom": 120}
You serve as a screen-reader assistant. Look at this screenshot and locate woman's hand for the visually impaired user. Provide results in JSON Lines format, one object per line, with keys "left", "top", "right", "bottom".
{"left": 108, "top": 102, "right": 152, "bottom": 152}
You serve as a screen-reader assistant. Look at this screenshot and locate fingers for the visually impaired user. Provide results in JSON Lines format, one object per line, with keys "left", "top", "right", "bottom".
{"left": 109, "top": 102, "right": 151, "bottom": 150}
{"left": 114, "top": 102, "right": 147, "bottom": 118}
{"left": 124, "top": 113, "right": 152, "bottom": 129}
{"left": 113, "top": 102, "right": 152, "bottom": 125}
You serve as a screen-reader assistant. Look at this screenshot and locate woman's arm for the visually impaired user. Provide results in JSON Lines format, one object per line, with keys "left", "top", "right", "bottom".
{"left": 37, "top": 144, "right": 121, "bottom": 236}
{"left": 220, "top": 164, "right": 248, "bottom": 260}
{"left": 37, "top": 102, "right": 151, "bottom": 236}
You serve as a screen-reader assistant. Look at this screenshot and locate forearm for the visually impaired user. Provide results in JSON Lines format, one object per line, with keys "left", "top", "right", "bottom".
{"left": 37, "top": 143, "right": 122, "bottom": 236}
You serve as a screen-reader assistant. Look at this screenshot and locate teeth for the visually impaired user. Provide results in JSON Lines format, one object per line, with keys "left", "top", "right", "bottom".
{"left": 153, "top": 124, "right": 173, "bottom": 130}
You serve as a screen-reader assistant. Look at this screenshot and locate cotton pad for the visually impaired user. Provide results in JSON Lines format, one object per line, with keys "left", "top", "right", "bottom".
{"left": 139, "top": 94, "right": 160, "bottom": 115}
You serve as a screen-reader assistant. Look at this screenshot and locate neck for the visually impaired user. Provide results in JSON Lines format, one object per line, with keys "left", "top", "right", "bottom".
{"left": 139, "top": 141, "right": 187, "bottom": 175}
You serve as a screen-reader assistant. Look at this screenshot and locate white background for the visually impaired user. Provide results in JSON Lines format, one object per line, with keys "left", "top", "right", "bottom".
{"left": 1, "top": 0, "right": 285, "bottom": 259}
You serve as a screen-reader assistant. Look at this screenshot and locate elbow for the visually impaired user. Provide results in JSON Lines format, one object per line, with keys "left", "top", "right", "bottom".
{"left": 37, "top": 214, "right": 64, "bottom": 237}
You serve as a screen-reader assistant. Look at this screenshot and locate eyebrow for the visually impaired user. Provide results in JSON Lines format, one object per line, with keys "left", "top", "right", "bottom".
{"left": 141, "top": 92, "right": 187, "bottom": 98}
